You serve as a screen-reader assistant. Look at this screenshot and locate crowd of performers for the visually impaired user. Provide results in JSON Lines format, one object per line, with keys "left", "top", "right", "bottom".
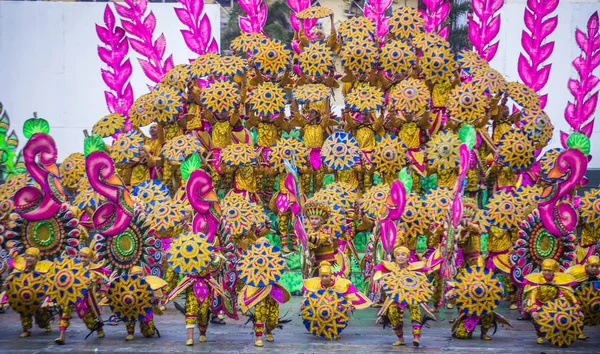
{"left": 0, "top": 5, "right": 599, "bottom": 349}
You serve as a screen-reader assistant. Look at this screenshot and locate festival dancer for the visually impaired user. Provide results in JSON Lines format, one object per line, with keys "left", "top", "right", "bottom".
{"left": 305, "top": 200, "right": 335, "bottom": 274}
{"left": 238, "top": 237, "right": 290, "bottom": 347}
{"left": 525, "top": 259, "right": 583, "bottom": 346}
{"left": 568, "top": 256, "right": 600, "bottom": 339}
{"left": 1, "top": 247, "right": 52, "bottom": 338}
{"left": 130, "top": 123, "right": 165, "bottom": 185}
{"left": 54, "top": 247, "right": 106, "bottom": 345}
{"left": 301, "top": 261, "right": 371, "bottom": 340}
{"left": 374, "top": 245, "right": 435, "bottom": 347}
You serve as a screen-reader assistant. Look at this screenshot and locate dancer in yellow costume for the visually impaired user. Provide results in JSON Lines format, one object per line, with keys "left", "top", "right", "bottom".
{"left": 375, "top": 246, "right": 434, "bottom": 347}
{"left": 130, "top": 123, "right": 165, "bottom": 185}
{"left": 301, "top": 261, "right": 371, "bottom": 340}
{"left": 1, "top": 248, "right": 52, "bottom": 338}
{"left": 55, "top": 247, "right": 106, "bottom": 345}
{"left": 526, "top": 259, "right": 583, "bottom": 346}
{"left": 568, "top": 256, "right": 600, "bottom": 339}
{"left": 122, "top": 266, "right": 166, "bottom": 341}
{"left": 238, "top": 238, "right": 290, "bottom": 347}
{"left": 305, "top": 200, "right": 336, "bottom": 273}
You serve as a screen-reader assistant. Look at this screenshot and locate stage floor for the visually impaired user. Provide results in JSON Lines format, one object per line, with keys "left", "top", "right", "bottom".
{"left": 0, "top": 296, "right": 598, "bottom": 353}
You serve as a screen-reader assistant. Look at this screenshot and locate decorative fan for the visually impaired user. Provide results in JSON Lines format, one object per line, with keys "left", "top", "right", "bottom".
{"left": 253, "top": 38, "right": 291, "bottom": 77}
{"left": 413, "top": 32, "right": 449, "bottom": 52}
{"left": 338, "top": 17, "right": 375, "bottom": 40}
{"left": 45, "top": 257, "right": 90, "bottom": 307}
{"left": 269, "top": 136, "right": 307, "bottom": 174}
{"left": 446, "top": 82, "right": 488, "bottom": 125}
{"left": 537, "top": 297, "right": 583, "bottom": 347}
{"left": 201, "top": 80, "right": 240, "bottom": 114}
{"left": 373, "top": 134, "right": 406, "bottom": 174}
{"left": 230, "top": 32, "right": 267, "bottom": 53}
{"left": 299, "top": 42, "right": 335, "bottom": 78}
{"left": 4, "top": 203, "right": 80, "bottom": 260}
{"left": 454, "top": 267, "right": 503, "bottom": 317}
{"left": 60, "top": 153, "right": 86, "bottom": 190}
{"left": 292, "top": 84, "right": 330, "bottom": 103}
{"left": 5, "top": 270, "right": 46, "bottom": 315}
{"left": 321, "top": 131, "right": 360, "bottom": 171}
{"left": 345, "top": 85, "right": 384, "bottom": 112}
{"left": 92, "top": 113, "right": 125, "bottom": 138}
{"left": 161, "top": 133, "right": 202, "bottom": 162}
{"left": 484, "top": 189, "right": 523, "bottom": 231}
{"left": 420, "top": 43, "right": 455, "bottom": 86}
{"left": 359, "top": 184, "right": 390, "bottom": 220}
{"left": 508, "top": 81, "right": 541, "bottom": 110}
{"left": 149, "top": 84, "right": 183, "bottom": 124}
{"left": 471, "top": 68, "right": 508, "bottom": 97}
{"left": 213, "top": 55, "right": 247, "bottom": 78}
{"left": 249, "top": 82, "right": 287, "bottom": 116}
{"left": 511, "top": 209, "right": 576, "bottom": 286}
{"left": 191, "top": 52, "right": 220, "bottom": 78}
{"left": 319, "top": 182, "right": 357, "bottom": 211}
{"left": 129, "top": 93, "right": 154, "bottom": 127}
{"left": 297, "top": 6, "right": 332, "bottom": 19}
{"left": 93, "top": 210, "right": 163, "bottom": 277}
{"left": 575, "top": 282, "right": 600, "bottom": 326}
{"left": 426, "top": 130, "right": 461, "bottom": 171}
{"left": 107, "top": 274, "right": 154, "bottom": 322}
{"left": 161, "top": 64, "right": 192, "bottom": 91}
{"left": 380, "top": 269, "right": 433, "bottom": 306}
{"left": 456, "top": 50, "right": 489, "bottom": 76}
{"left": 220, "top": 143, "right": 257, "bottom": 167}
{"left": 398, "top": 192, "right": 427, "bottom": 240}
{"left": 238, "top": 242, "right": 285, "bottom": 287}
{"left": 302, "top": 288, "right": 350, "bottom": 340}
{"left": 131, "top": 179, "right": 171, "bottom": 215}
{"left": 579, "top": 188, "right": 600, "bottom": 230}
{"left": 388, "top": 77, "right": 429, "bottom": 114}
{"left": 423, "top": 187, "right": 453, "bottom": 227}
{"left": 519, "top": 109, "right": 554, "bottom": 150}
{"left": 167, "top": 231, "right": 213, "bottom": 275}
{"left": 110, "top": 130, "right": 144, "bottom": 164}
{"left": 380, "top": 39, "right": 416, "bottom": 77}
{"left": 496, "top": 129, "right": 536, "bottom": 171}
{"left": 147, "top": 199, "right": 188, "bottom": 231}
{"left": 388, "top": 7, "right": 424, "bottom": 40}
{"left": 341, "top": 39, "right": 377, "bottom": 74}
{"left": 221, "top": 198, "right": 264, "bottom": 237}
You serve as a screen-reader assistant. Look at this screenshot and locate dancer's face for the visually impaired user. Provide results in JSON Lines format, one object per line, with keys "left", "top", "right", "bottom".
{"left": 78, "top": 252, "right": 91, "bottom": 267}
{"left": 586, "top": 263, "right": 599, "bottom": 276}
{"left": 25, "top": 254, "right": 37, "bottom": 270}
{"left": 309, "top": 215, "right": 324, "bottom": 230}
{"left": 394, "top": 251, "right": 408, "bottom": 266}
{"left": 149, "top": 124, "right": 158, "bottom": 138}
{"left": 320, "top": 273, "right": 333, "bottom": 287}
{"left": 542, "top": 269, "right": 554, "bottom": 281}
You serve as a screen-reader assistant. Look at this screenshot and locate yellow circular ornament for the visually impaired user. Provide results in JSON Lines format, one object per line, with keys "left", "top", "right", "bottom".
{"left": 388, "top": 77, "right": 429, "bottom": 114}
{"left": 45, "top": 257, "right": 90, "bottom": 307}
{"left": 381, "top": 269, "right": 433, "bottom": 305}
{"left": 339, "top": 17, "right": 375, "bottom": 40}
{"left": 388, "top": 7, "right": 424, "bottom": 40}
{"left": 238, "top": 242, "right": 285, "bottom": 287}
{"left": 250, "top": 82, "right": 287, "bottom": 116}
{"left": 297, "top": 6, "right": 332, "bottom": 20}
{"left": 191, "top": 52, "right": 220, "bottom": 78}
{"left": 345, "top": 85, "right": 384, "bottom": 112}
{"left": 6, "top": 270, "right": 46, "bottom": 315}
{"left": 128, "top": 93, "right": 154, "bottom": 127}
{"left": 341, "top": 39, "right": 377, "bottom": 74}
{"left": 299, "top": 41, "right": 335, "bottom": 78}
{"left": 167, "top": 231, "right": 213, "bottom": 275}
{"left": 292, "top": 84, "right": 330, "bottom": 103}
{"left": 380, "top": 39, "right": 416, "bottom": 78}
{"left": 213, "top": 55, "right": 246, "bottom": 78}
{"left": 446, "top": 83, "right": 488, "bottom": 125}
{"left": 508, "top": 81, "right": 541, "bottom": 110}
{"left": 201, "top": 80, "right": 240, "bottom": 114}
{"left": 60, "top": 153, "right": 85, "bottom": 189}
{"left": 253, "top": 38, "right": 291, "bottom": 77}
{"left": 92, "top": 113, "right": 125, "bottom": 138}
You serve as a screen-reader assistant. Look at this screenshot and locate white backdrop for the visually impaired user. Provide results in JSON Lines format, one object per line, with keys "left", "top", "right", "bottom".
{"left": 489, "top": 0, "right": 600, "bottom": 167}
{"left": 1, "top": 1, "right": 600, "bottom": 166}
{"left": 0, "top": 2, "right": 220, "bottom": 160}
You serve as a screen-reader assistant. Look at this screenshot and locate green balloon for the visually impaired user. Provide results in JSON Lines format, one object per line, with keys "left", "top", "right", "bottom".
{"left": 566, "top": 132, "right": 591, "bottom": 156}
{"left": 180, "top": 153, "right": 201, "bottom": 181}
{"left": 398, "top": 167, "right": 413, "bottom": 192}
{"left": 458, "top": 124, "right": 476, "bottom": 150}
{"left": 23, "top": 118, "right": 50, "bottom": 138}
{"left": 84, "top": 134, "right": 106, "bottom": 157}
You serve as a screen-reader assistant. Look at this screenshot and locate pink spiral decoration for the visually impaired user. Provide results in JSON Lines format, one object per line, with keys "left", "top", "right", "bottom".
{"left": 517, "top": 0, "right": 559, "bottom": 109}
{"left": 364, "top": 0, "right": 393, "bottom": 40}
{"left": 421, "top": 0, "right": 450, "bottom": 39}
{"left": 85, "top": 151, "right": 134, "bottom": 237}
{"left": 14, "top": 134, "right": 65, "bottom": 221}
{"left": 561, "top": 11, "right": 600, "bottom": 142}
{"left": 114, "top": 0, "right": 174, "bottom": 84}
{"left": 96, "top": 5, "right": 134, "bottom": 130}
{"left": 186, "top": 169, "right": 219, "bottom": 243}
{"left": 238, "top": 0, "right": 268, "bottom": 33}
{"left": 468, "top": 0, "right": 504, "bottom": 61}
{"left": 175, "top": 0, "right": 219, "bottom": 59}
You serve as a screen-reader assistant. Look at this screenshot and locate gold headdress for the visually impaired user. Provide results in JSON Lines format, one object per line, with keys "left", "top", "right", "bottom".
{"left": 319, "top": 261, "right": 332, "bottom": 276}
{"left": 305, "top": 200, "right": 331, "bottom": 220}
{"left": 585, "top": 255, "right": 600, "bottom": 267}
{"left": 541, "top": 259, "right": 559, "bottom": 272}
{"left": 25, "top": 247, "right": 40, "bottom": 259}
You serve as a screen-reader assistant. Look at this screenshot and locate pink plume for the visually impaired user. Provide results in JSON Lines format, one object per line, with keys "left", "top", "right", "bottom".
{"left": 563, "top": 11, "right": 600, "bottom": 138}
{"left": 175, "top": 0, "right": 219, "bottom": 58}
{"left": 96, "top": 5, "right": 134, "bottom": 125}
{"left": 421, "top": 0, "right": 450, "bottom": 39}
{"left": 364, "top": 0, "right": 393, "bottom": 39}
{"left": 517, "top": 0, "right": 560, "bottom": 109}
{"left": 468, "top": 0, "right": 504, "bottom": 61}
{"left": 287, "top": 0, "right": 317, "bottom": 50}
{"left": 114, "top": 0, "right": 173, "bottom": 84}
{"left": 239, "top": 0, "right": 268, "bottom": 33}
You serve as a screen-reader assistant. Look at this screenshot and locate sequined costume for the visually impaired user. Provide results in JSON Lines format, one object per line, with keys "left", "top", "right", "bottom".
{"left": 567, "top": 256, "right": 600, "bottom": 337}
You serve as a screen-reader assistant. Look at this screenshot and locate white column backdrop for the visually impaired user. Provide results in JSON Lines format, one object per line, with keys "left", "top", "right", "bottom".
{"left": 0, "top": 2, "right": 220, "bottom": 160}
{"left": 1, "top": 1, "right": 599, "bottom": 167}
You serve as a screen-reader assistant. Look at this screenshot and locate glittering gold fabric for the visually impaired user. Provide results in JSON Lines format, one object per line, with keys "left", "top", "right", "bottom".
{"left": 255, "top": 296, "right": 279, "bottom": 334}
{"left": 458, "top": 228, "right": 481, "bottom": 256}
{"left": 116, "top": 164, "right": 133, "bottom": 185}
{"left": 212, "top": 121, "right": 233, "bottom": 148}
{"left": 496, "top": 167, "right": 516, "bottom": 189}
{"left": 356, "top": 126, "right": 375, "bottom": 151}
{"left": 399, "top": 123, "right": 420, "bottom": 149}
{"left": 437, "top": 169, "right": 457, "bottom": 189}
{"left": 432, "top": 82, "right": 452, "bottom": 107}
{"left": 20, "top": 308, "right": 49, "bottom": 332}
{"left": 184, "top": 289, "right": 210, "bottom": 332}
{"left": 304, "top": 124, "right": 325, "bottom": 148}
{"left": 337, "top": 169, "right": 359, "bottom": 189}
{"left": 257, "top": 122, "right": 280, "bottom": 147}
{"left": 236, "top": 166, "right": 258, "bottom": 193}
{"left": 466, "top": 169, "right": 480, "bottom": 192}
{"left": 581, "top": 226, "right": 599, "bottom": 247}
{"left": 487, "top": 226, "right": 511, "bottom": 253}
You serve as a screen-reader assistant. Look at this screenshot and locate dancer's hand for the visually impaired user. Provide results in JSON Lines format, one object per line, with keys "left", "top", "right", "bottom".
{"left": 531, "top": 312, "right": 540, "bottom": 322}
